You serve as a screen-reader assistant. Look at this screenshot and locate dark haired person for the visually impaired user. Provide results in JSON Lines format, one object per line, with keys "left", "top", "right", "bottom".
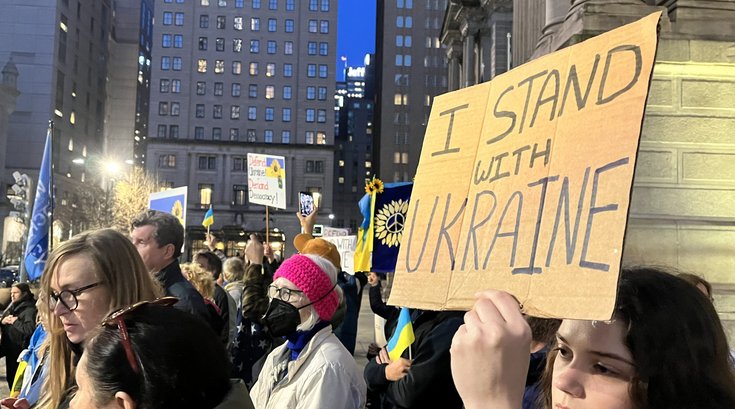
{"left": 0, "top": 283, "right": 37, "bottom": 388}
{"left": 450, "top": 267, "right": 735, "bottom": 409}
{"left": 131, "top": 210, "right": 207, "bottom": 321}
{"left": 70, "top": 301, "right": 253, "bottom": 409}
{"left": 195, "top": 250, "right": 235, "bottom": 346}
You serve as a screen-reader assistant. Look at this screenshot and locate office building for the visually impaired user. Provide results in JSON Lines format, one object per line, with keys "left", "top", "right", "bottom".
{"left": 334, "top": 54, "right": 375, "bottom": 232}
{"left": 374, "top": 0, "right": 449, "bottom": 183}
{"left": 146, "top": 0, "right": 338, "bottom": 256}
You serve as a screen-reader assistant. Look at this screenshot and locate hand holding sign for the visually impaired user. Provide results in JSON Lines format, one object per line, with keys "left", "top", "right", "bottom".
{"left": 450, "top": 290, "right": 530, "bottom": 409}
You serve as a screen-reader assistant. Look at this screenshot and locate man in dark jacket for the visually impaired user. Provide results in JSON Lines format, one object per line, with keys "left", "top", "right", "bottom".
{"left": 131, "top": 210, "right": 208, "bottom": 321}
{"left": 364, "top": 309, "right": 464, "bottom": 409}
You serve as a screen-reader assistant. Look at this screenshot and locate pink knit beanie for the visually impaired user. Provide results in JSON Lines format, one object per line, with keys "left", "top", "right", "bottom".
{"left": 274, "top": 254, "right": 339, "bottom": 321}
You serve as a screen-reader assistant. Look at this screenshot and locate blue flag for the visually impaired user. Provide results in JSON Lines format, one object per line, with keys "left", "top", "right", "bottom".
{"left": 371, "top": 182, "right": 412, "bottom": 273}
{"left": 24, "top": 130, "right": 52, "bottom": 281}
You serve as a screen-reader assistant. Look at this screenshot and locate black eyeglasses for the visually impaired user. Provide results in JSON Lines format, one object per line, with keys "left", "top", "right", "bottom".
{"left": 101, "top": 297, "right": 179, "bottom": 374}
{"left": 267, "top": 285, "right": 303, "bottom": 303}
{"left": 48, "top": 282, "right": 103, "bottom": 312}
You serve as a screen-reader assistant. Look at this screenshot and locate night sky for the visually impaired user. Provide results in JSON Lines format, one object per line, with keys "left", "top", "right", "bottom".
{"left": 337, "top": 0, "right": 376, "bottom": 80}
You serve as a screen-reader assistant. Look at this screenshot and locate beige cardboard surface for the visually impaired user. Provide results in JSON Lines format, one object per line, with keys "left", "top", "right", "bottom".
{"left": 388, "top": 12, "right": 662, "bottom": 320}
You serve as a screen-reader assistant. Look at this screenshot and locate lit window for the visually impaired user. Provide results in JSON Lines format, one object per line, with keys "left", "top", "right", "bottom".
{"left": 266, "top": 63, "right": 276, "bottom": 77}
{"left": 265, "top": 85, "right": 275, "bottom": 99}
{"left": 214, "top": 60, "right": 225, "bottom": 74}
{"left": 199, "top": 184, "right": 213, "bottom": 205}
{"left": 316, "top": 132, "right": 326, "bottom": 145}
{"left": 249, "top": 62, "right": 258, "bottom": 75}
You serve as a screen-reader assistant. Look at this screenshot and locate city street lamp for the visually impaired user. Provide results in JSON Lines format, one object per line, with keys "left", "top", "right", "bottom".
{"left": 328, "top": 213, "right": 335, "bottom": 226}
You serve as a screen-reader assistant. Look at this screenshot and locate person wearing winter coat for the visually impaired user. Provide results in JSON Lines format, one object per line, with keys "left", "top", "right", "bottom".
{"left": 0, "top": 283, "right": 38, "bottom": 388}
{"left": 250, "top": 254, "right": 366, "bottom": 409}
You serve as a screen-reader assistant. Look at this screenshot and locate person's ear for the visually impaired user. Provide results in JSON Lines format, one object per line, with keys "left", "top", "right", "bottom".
{"left": 113, "top": 391, "right": 136, "bottom": 409}
{"left": 163, "top": 243, "right": 176, "bottom": 260}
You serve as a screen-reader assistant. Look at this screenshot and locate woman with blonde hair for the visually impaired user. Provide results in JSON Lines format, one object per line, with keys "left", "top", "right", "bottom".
{"left": 33, "top": 228, "right": 162, "bottom": 409}
{"left": 182, "top": 262, "right": 226, "bottom": 340}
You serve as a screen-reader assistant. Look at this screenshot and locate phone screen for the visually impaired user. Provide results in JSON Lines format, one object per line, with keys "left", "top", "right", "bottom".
{"left": 299, "top": 192, "right": 314, "bottom": 216}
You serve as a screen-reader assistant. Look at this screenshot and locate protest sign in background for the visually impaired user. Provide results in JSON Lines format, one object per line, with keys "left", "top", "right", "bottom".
{"left": 247, "top": 153, "right": 287, "bottom": 209}
{"left": 388, "top": 12, "right": 662, "bottom": 320}
{"left": 149, "top": 186, "right": 188, "bottom": 226}
{"left": 323, "top": 235, "right": 357, "bottom": 274}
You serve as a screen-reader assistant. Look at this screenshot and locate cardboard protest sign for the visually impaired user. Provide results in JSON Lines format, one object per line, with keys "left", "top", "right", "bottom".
{"left": 323, "top": 227, "right": 351, "bottom": 237}
{"left": 388, "top": 12, "right": 661, "bottom": 320}
{"left": 247, "top": 153, "right": 287, "bottom": 209}
{"left": 323, "top": 235, "right": 357, "bottom": 274}
{"left": 149, "top": 186, "right": 188, "bottom": 226}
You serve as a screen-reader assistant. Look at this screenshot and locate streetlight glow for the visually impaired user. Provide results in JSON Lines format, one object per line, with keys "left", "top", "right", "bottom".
{"left": 105, "top": 161, "right": 121, "bottom": 175}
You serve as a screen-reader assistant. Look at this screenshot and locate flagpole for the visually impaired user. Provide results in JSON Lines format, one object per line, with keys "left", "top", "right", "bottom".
{"left": 408, "top": 344, "right": 412, "bottom": 361}
{"left": 48, "top": 120, "right": 54, "bottom": 252}
{"left": 265, "top": 206, "right": 270, "bottom": 246}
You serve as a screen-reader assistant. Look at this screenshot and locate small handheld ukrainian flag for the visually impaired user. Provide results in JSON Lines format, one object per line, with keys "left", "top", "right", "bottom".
{"left": 387, "top": 307, "right": 415, "bottom": 361}
{"left": 202, "top": 205, "right": 214, "bottom": 228}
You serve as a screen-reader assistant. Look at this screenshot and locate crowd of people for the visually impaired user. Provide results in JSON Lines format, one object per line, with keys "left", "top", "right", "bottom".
{"left": 0, "top": 206, "right": 732, "bottom": 409}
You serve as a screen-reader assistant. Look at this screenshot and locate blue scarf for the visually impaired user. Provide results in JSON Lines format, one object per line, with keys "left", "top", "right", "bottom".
{"left": 285, "top": 321, "right": 331, "bottom": 361}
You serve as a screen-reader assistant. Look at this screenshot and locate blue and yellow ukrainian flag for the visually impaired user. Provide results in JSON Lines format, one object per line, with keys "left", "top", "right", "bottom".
{"left": 202, "top": 205, "right": 214, "bottom": 228}
{"left": 387, "top": 307, "right": 415, "bottom": 361}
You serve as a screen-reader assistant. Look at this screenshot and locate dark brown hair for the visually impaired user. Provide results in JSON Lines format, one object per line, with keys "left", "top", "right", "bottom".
{"left": 540, "top": 267, "right": 735, "bottom": 409}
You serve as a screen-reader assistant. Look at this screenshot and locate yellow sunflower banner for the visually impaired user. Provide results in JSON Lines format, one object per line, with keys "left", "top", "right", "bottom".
{"left": 371, "top": 182, "right": 413, "bottom": 273}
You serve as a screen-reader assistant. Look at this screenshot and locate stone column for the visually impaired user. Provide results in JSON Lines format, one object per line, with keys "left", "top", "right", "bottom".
{"left": 446, "top": 41, "right": 462, "bottom": 91}
{"left": 532, "top": 0, "right": 570, "bottom": 58}
{"left": 478, "top": 26, "right": 494, "bottom": 82}
{"left": 460, "top": 18, "right": 480, "bottom": 88}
